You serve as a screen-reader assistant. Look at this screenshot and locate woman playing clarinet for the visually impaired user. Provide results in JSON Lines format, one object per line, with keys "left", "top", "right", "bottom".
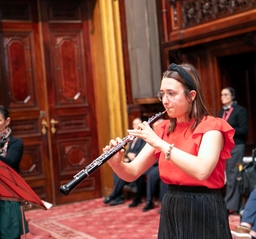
{"left": 104, "top": 63, "right": 235, "bottom": 239}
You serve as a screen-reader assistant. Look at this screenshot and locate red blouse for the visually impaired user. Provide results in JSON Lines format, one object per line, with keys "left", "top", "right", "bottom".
{"left": 154, "top": 116, "right": 235, "bottom": 189}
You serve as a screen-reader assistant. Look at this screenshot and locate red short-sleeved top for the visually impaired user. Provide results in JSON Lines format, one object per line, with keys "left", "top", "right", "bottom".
{"left": 154, "top": 116, "right": 235, "bottom": 189}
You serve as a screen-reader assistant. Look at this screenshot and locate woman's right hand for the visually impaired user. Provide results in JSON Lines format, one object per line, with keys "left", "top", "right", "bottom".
{"left": 103, "top": 137, "right": 125, "bottom": 167}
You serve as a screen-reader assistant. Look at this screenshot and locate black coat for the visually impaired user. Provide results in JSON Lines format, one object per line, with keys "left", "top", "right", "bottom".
{"left": 218, "top": 104, "right": 248, "bottom": 145}
{"left": 0, "top": 137, "right": 24, "bottom": 173}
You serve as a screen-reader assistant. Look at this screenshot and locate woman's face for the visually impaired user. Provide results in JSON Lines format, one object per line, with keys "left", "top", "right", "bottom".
{"left": 160, "top": 78, "right": 194, "bottom": 122}
{"left": 221, "top": 89, "right": 233, "bottom": 106}
{"left": 0, "top": 113, "right": 10, "bottom": 133}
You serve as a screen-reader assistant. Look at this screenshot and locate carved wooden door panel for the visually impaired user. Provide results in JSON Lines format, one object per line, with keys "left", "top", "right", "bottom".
{"left": 0, "top": 0, "right": 101, "bottom": 205}
{"left": 0, "top": 1, "right": 53, "bottom": 203}
{"left": 40, "top": 0, "right": 101, "bottom": 205}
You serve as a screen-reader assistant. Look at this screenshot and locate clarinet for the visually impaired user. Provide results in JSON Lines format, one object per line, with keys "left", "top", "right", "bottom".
{"left": 59, "top": 110, "right": 166, "bottom": 196}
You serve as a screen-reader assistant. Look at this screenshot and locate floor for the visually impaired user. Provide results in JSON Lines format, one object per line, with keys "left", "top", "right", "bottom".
{"left": 20, "top": 198, "right": 241, "bottom": 239}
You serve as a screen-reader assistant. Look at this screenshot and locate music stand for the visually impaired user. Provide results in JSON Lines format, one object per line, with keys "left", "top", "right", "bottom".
{"left": 0, "top": 161, "right": 51, "bottom": 238}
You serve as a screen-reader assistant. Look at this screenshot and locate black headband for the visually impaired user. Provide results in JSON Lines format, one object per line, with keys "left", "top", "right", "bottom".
{"left": 167, "top": 63, "right": 196, "bottom": 91}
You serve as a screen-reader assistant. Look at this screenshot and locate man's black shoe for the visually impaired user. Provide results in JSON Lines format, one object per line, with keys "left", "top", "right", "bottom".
{"left": 142, "top": 201, "right": 154, "bottom": 212}
{"left": 109, "top": 198, "right": 124, "bottom": 206}
{"left": 103, "top": 196, "right": 113, "bottom": 204}
{"left": 123, "top": 184, "right": 137, "bottom": 193}
{"left": 128, "top": 199, "right": 142, "bottom": 208}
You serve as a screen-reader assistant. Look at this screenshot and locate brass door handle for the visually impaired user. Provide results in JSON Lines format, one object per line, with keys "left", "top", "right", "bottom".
{"left": 50, "top": 119, "right": 59, "bottom": 134}
{"left": 41, "top": 119, "right": 48, "bottom": 135}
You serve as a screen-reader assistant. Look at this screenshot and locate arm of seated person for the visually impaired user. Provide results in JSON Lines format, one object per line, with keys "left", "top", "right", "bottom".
{"left": 127, "top": 152, "right": 136, "bottom": 161}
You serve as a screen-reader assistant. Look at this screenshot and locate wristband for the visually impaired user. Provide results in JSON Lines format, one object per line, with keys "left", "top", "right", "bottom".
{"left": 165, "top": 144, "right": 174, "bottom": 160}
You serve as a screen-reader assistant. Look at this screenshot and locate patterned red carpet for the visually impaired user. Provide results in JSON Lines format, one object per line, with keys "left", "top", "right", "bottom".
{"left": 21, "top": 198, "right": 240, "bottom": 239}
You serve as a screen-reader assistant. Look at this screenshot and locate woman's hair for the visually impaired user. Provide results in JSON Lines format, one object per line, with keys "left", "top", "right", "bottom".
{"left": 224, "top": 87, "right": 236, "bottom": 100}
{"left": 162, "top": 63, "right": 210, "bottom": 133}
{"left": 0, "top": 105, "right": 9, "bottom": 120}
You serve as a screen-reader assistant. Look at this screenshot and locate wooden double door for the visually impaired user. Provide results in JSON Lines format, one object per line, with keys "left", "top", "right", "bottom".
{"left": 0, "top": 0, "right": 101, "bottom": 205}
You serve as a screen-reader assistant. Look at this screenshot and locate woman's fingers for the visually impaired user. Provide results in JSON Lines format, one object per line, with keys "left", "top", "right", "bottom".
{"left": 103, "top": 137, "right": 122, "bottom": 152}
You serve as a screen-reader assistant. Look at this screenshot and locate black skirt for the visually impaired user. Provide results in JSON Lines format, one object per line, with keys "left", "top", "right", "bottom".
{"left": 158, "top": 185, "right": 232, "bottom": 239}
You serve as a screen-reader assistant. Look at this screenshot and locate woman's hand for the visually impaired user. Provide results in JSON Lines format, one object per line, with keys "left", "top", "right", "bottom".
{"left": 127, "top": 121, "right": 162, "bottom": 149}
{"left": 103, "top": 137, "right": 125, "bottom": 168}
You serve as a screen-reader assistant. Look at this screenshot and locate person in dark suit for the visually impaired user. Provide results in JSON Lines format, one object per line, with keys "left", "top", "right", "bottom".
{"left": 103, "top": 118, "right": 146, "bottom": 207}
{"left": 136, "top": 118, "right": 168, "bottom": 212}
{"left": 218, "top": 87, "right": 248, "bottom": 214}
{"left": 139, "top": 161, "right": 168, "bottom": 212}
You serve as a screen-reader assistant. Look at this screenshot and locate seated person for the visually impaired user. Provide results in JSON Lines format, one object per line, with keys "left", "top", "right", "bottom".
{"left": 140, "top": 162, "right": 168, "bottom": 212}
{"left": 103, "top": 172, "right": 126, "bottom": 206}
{"left": 103, "top": 118, "right": 146, "bottom": 207}
{"left": 135, "top": 118, "right": 168, "bottom": 212}
{"left": 231, "top": 188, "right": 256, "bottom": 239}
